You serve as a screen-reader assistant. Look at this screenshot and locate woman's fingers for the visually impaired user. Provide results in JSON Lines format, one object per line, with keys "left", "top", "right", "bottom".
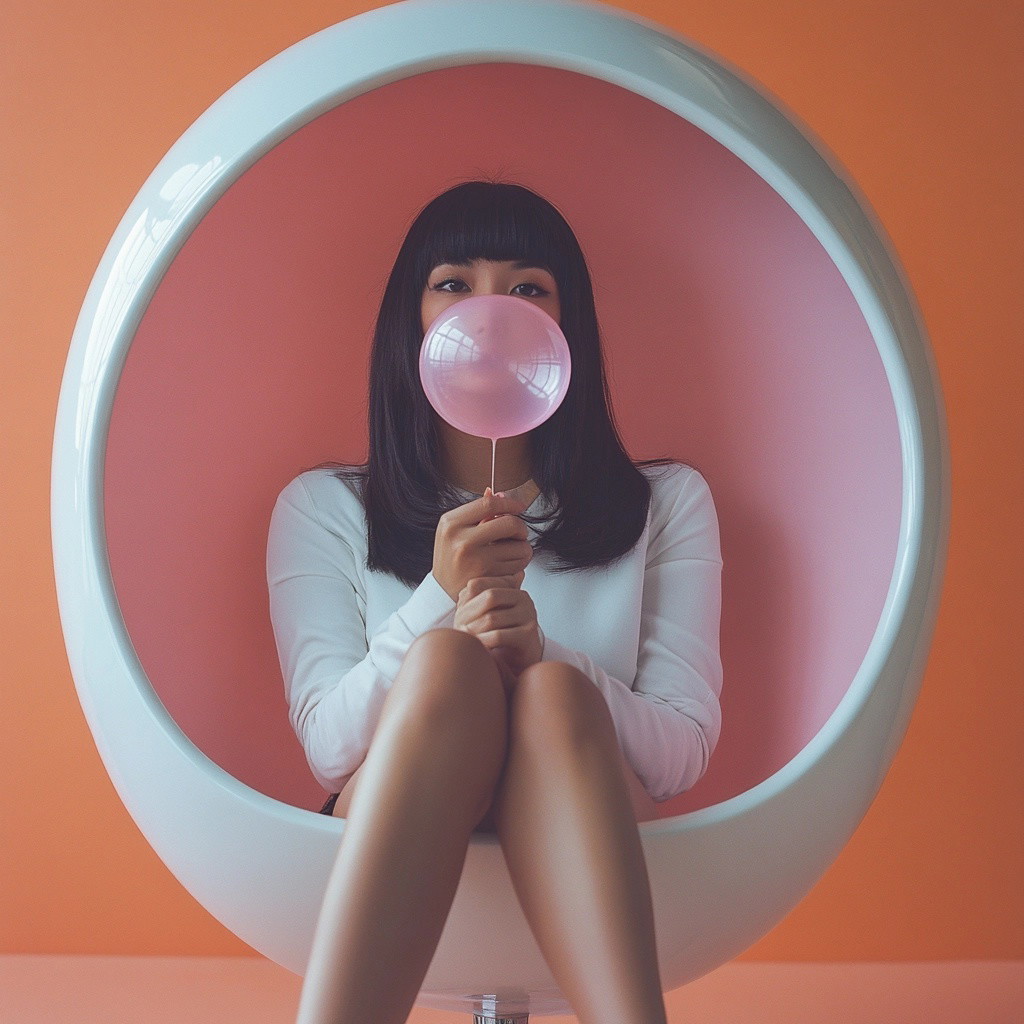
{"left": 475, "top": 622, "right": 536, "bottom": 646}
{"left": 462, "top": 573, "right": 524, "bottom": 596}
{"left": 455, "top": 576, "right": 532, "bottom": 637}
{"left": 458, "top": 593, "right": 529, "bottom": 631}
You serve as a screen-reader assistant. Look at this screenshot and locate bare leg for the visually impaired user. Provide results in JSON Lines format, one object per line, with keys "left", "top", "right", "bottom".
{"left": 296, "top": 628, "right": 509, "bottom": 1024}
{"left": 488, "top": 662, "right": 668, "bottom": 1024}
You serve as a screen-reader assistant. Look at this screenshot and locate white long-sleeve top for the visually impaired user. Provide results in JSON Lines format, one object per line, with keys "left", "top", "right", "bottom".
{"left": 266, "top": 461, "right": 723, "bottom": 802}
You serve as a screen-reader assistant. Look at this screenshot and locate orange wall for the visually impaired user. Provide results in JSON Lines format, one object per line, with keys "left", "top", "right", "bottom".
{"left": 2, "top": 0, "right": 1020, "bottom": 960}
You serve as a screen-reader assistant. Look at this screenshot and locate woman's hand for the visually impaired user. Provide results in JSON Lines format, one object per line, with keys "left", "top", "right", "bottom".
{"left": 432, "top": 487, "right": 532, "bottom": 601}
{"left": 454, "top": 570, "right": 544, "bottom": 685}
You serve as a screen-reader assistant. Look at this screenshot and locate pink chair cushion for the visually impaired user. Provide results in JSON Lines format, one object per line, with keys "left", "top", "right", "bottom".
{"left": 105, "top": 62, "right": 901, "bottom": 817}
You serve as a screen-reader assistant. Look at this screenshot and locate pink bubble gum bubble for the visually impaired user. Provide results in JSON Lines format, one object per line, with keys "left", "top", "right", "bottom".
{"left": 419, "top": 294, "right": 571, "bottom": 440}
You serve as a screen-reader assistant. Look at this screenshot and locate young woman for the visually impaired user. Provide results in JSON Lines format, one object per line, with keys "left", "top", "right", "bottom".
{"left": 267, "top": 181, "right": 724, "bottom": 1024}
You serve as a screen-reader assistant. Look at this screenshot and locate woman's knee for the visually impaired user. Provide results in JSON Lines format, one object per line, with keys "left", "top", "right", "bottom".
{"left": 391, "top": 627, "right": 507, "bottom": 728}
{"left": 510, "top": 660, "right": 615, "bottom": 750}
{"left": 409, "top": 626, "right": 489, "bottom": 661}
{"left": 404, "top": 628, "right": 493, "bottom": 684}
{"left": 508, "top": 663, "right": 651, "bottom": 815}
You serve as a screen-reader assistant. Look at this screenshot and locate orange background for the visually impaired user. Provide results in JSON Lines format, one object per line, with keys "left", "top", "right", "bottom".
{"left": 2, "top": 0, "right": 1020, "bottom": 961}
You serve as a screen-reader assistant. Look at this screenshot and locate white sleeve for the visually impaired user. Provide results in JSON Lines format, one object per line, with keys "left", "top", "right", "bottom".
{"left": 266, "top": 474, "right": 457, "bottom": 792}
{"left": 538, "top": 467, "right": 723, "bottom": 802}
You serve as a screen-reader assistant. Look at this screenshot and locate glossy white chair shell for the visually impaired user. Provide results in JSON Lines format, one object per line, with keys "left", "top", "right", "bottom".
{"left": 52, "top": 1, "right": 949, "bottom": 1017}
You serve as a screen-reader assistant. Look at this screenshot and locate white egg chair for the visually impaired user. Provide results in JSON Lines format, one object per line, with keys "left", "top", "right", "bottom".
{"left": 52, "top": 0, "right": 950, "bottom": 1019}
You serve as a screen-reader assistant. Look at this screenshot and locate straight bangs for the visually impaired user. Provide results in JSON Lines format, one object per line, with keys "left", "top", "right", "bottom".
{"left": 410, "top": 184, "right": 575, "bottom": 293}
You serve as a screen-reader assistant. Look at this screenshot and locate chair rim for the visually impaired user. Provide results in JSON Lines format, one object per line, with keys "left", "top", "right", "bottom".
{"left": 54, "top": 0, "right": 948, "bottom": 844}
{"left": 52, "top": 0, "right": 950, "bottom": 985}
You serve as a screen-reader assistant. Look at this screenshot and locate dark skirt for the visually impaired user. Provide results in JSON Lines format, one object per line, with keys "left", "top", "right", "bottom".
{"left": 318, "top": 792, "right": 340, "bottom": 815}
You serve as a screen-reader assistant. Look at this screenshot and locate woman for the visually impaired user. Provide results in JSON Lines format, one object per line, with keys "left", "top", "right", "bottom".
{"left": 267, "top": 181, "right": 723, "bottom": 1024}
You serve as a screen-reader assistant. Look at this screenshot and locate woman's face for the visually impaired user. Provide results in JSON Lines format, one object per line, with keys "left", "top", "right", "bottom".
{"left": 420, "top": 258, "right": 561, "bottom": 334}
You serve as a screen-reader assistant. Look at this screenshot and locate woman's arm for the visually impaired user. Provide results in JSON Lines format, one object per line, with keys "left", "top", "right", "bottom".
{"left": 539, "top": 466, "right": 723, "bottom": 802}
{"left": 266, "top": 474, "right": 457, "bottom": 791}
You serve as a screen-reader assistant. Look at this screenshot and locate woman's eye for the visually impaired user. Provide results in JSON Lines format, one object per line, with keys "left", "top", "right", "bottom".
{"left": 513, "top": 283, "right": 547, "bottom": 297}
{"left": 435, "top": 278, "right": 467, "bottom": 292}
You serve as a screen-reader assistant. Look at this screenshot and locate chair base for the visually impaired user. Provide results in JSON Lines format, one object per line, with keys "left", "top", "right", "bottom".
{"left": 471, "top": 992, "right": 531, "bottom": 1021}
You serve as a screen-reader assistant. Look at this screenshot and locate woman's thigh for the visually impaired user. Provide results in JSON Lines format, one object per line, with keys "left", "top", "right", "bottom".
{"left": 329, "top": 759, "right": 365, "bottom": 818}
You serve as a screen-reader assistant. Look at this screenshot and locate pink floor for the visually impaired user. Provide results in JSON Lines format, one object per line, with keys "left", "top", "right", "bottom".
{"left": 1, "top": 957, "right": 1020, "bottom": 1023}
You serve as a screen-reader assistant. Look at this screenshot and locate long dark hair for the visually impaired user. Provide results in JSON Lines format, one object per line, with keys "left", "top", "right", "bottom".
{"left": 310, "top": 180, "right": 683, "bottom": 588}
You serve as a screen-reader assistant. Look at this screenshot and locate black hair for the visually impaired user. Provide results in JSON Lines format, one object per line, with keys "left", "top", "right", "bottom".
{"left": 309, "top": 179, "right": 684, "bottom": 588}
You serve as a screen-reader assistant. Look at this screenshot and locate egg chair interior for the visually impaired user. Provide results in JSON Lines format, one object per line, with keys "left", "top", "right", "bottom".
{"left": 105, "top": 59, "right": 901, "bottom": 820}
{"left": 53, "top": 1, "right": 949, "bottom": 1013}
